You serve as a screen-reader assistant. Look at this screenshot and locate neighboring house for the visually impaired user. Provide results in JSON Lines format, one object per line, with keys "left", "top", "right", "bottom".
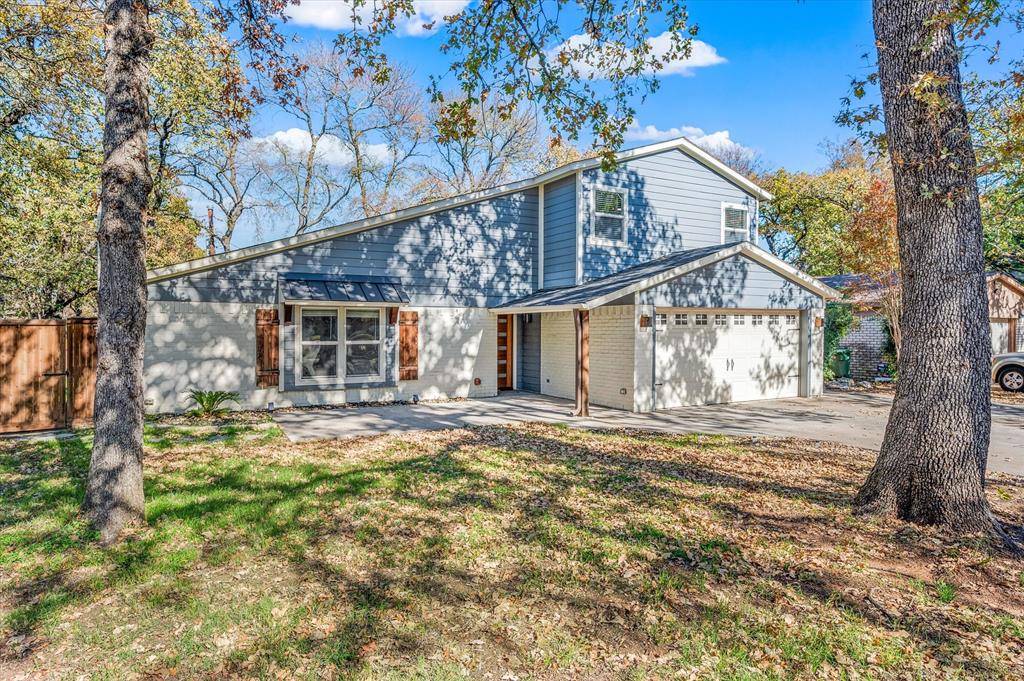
{"left": 820, "top": 272, "right": 1024, "bottom": 381}
{"left": 144, "top": 138, "right": 837, "bottom": 414}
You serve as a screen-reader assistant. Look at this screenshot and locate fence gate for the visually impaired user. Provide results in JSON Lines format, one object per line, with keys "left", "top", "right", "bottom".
{"left": 0, "top": 318, "right": 97, "bottom": 434}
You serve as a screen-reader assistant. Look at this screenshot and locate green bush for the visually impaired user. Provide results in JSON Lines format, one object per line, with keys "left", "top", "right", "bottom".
{"left": 186, "top": 389, "right": 240, "bottom": 417}
{"left": 823, "top": 303, "right": 855, "bottom": 381}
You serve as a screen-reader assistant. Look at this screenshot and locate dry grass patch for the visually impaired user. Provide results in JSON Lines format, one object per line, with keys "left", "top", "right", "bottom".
{"left": 1, "top": 423, "right": 1023, "bottom": 680}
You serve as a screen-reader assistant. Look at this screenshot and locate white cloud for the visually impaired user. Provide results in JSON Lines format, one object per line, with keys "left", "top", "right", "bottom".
{"left": 544, "top": 33, "right": 725, "bottom": 79}
{"left": 285, "top": 1, "right": 470, "bottom": 36}
{"left": 647, "top": 35, "right": 725, "bottom": 76}
{"left": 624, "top": 122, "right": 750, "bottom": 156}
{"left": 250, "top": 128, "right": 390, "bottom": 167}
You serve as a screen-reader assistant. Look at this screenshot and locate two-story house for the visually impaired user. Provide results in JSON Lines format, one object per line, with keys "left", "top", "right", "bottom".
{"left": 144, "top": 137, "right": 837, "bottom": 414}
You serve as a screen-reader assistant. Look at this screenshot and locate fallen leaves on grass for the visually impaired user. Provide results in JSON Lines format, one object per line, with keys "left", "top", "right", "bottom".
{"left": 1, "top": 424, "right": 1023, "bottom": 679}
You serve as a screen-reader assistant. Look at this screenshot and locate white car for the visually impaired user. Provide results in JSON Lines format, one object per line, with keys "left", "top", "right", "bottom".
{"left": 993, "top": 352, "right": 1024, "bottom": 392}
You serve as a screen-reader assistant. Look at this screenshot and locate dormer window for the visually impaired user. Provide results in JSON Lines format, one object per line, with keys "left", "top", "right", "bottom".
{"left": 722, "top": 203, "right": 750, "bottom": 244}
{"left": 593, "top": 187, "right": 627, "bottom": 244}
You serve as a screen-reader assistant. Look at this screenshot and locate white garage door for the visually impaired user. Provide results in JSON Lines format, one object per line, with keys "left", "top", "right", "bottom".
{"left": 655, "top": 310, "right": 802, "bottom": 409}
{"left": 991, "top": 320, "right": 1011, "bottom": 355}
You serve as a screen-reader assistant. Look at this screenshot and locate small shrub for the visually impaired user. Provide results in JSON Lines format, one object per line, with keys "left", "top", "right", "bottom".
{"left": 186, "top": 389, "right": 240, "bottom": 417}
{"left": 935, "top": 581, "right": 956, "bottom": 604}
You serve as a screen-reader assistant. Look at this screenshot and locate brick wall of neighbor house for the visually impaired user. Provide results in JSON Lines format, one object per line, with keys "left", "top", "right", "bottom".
{"left": 839, "top": 312, "right": 888, "bottom": 381}
{"left": 589, "top": 305, "right": 636, "bottom": 411}
{"left": 144, "top": 302, "right": 496, "bottom": 414}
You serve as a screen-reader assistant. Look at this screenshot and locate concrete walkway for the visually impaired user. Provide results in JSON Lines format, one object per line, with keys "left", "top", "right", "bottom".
{"left": 274, "top": 390, "right": 1024, "bottom": 475}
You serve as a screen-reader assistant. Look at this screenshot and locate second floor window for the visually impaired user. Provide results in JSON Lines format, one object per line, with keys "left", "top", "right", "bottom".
{"left": 594, "top": 188, "right": 627, "bottom": 243}
{"left": 722, "top": 203, "right": 750, "bottom": 244}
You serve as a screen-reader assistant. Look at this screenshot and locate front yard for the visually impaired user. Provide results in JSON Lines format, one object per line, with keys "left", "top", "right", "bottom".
{"left": 2, "top": 422, "right": 1023, "bottom": 679}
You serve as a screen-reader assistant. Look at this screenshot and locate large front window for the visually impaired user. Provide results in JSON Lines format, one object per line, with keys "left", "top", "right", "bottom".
{"left": 300, "top": 309, "right": 338, "bottom": 379}
{"left": 299, "top": 307, "right": 383, "bottom": 381}
{"left": 345, "top": 308, "right": 381, "bottom": 377}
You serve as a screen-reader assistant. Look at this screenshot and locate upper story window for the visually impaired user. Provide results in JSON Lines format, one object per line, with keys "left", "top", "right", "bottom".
{"left": 721, "top": 203, "right": 750, "bottom": 244}
{"left": 593, "top": 187, "right": 627, "bottom": 244}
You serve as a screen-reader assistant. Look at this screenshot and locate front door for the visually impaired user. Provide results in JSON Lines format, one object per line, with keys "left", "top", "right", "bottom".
{"left": 497, "top": 314, "right": 514, "bottom": 389}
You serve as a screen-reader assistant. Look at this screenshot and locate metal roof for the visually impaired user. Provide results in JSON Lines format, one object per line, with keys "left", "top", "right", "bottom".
{"left": 279, "top": 274, "right": 409, "bottom": 305}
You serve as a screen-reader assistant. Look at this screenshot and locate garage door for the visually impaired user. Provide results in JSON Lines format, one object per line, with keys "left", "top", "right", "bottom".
{"left": 654, "top": 310, "right": 802, "bottom": 409}
{"left": 991, "top": 320, "right": 1011, "bottom": 355}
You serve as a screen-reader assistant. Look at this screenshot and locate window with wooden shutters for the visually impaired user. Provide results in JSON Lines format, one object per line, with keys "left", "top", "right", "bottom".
{"left": 399, "top": 311, "right": 419, "bottom": 380}
{"left": 255, "top": 308, "right": 280, "bottom": 388}
{"left": 722, "top": 203, "right": 750, "bottom": 243}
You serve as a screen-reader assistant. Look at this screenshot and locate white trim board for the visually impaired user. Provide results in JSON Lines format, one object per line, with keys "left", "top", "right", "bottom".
{"left": 147, "top": 137, "right": 775, "bottom": 284}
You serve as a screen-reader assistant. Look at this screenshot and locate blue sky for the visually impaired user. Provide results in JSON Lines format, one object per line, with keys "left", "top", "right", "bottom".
{"left": 269, "top": 0, "right": 882, "bottom": 171}
{"left": 218, "top": 0, "right": 1020, "bottom": 247}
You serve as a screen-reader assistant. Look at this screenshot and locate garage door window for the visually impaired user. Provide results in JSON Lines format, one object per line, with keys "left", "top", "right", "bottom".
{"left": 674, "top": 313, "right": 688, "bottom": 326}
{"left": 786, "top": 314, "right": 798, "bottom": 326}
{"left": 751, "top": 315, "right": 763, "bottom": 326}
{"left": 695, "top": 314, "right": 708, "bottom": 326}
{"left": 656, "top": 313, "right": 667, "bottom": 329}
{"left": 714, "top": 314, "right": 727, "bottom": 326}
{"left": 769, "top": 315, "right": 780, "bottom": 326}
{"left": 734, "top": 314, "right": 745, "bottom": 325}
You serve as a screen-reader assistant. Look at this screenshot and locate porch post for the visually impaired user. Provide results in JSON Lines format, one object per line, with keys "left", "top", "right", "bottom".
{"left": 573, "top": 309, "right": 590, "bottom": 417}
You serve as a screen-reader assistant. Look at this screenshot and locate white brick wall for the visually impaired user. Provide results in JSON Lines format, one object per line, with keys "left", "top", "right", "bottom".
{"left": 634, "top": 304, "right": 656, "bottom": 412}
{"left": 352, "top": 307, "right": 497, "bottom": 403}
{"left": 589, "top": 305, "right": 636, "bottom": 411}
{"left": 539, "top": 311, "right": 575, "bottom": 400}
{"left": 144, "top": 302, "right": 497, "bottom": 414}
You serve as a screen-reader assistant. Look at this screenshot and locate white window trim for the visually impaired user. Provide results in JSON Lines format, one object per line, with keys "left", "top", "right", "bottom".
{"left": 721, "top": 202, "right": 750, "bottom": 245}
{"left": 295, "top": 304, "right": 386, "bottom": 386}
{"left": 590, "top": 185, "right": 629, "bottom": 247}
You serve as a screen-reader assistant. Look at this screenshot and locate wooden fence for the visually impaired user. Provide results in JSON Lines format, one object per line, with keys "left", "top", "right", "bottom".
{"left": 0, "top": 318, "right": 97, "bottom": 434}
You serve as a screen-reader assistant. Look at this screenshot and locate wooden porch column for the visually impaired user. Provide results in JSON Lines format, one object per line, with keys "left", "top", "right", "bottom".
{"left": 573, "top": 309, "right": 590, "bottom": 417}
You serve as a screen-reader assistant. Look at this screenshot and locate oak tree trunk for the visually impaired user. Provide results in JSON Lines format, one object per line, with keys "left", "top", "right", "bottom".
{"left": 82, "top": 0, "right": 153, "bottom": 544}
{"left": 855, "top": 0, "right": 1008, "bottom": 541}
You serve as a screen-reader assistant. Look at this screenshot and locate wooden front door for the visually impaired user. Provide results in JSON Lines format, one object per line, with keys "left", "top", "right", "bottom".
{"left": 497, "top": 314, "right": 514, "bottom": 390}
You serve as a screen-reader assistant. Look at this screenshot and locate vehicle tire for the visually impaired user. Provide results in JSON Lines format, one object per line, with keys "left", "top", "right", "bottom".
{"left": 997, "top": 366, "right": 1024, "bottom": 392}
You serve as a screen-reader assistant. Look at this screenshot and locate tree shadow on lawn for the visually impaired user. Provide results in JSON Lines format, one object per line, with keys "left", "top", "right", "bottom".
{"left": 1, "top": 424, "right": 1021, "bottom": 678}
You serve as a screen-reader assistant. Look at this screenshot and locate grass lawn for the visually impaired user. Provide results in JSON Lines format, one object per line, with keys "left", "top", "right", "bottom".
{"left": 2, "top": 422, "right": 1023, "bottom": 679}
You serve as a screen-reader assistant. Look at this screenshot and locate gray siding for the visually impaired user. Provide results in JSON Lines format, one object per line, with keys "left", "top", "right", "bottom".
{"left": 581, "top": 149, "right": 756, "bottom": 281}
{"left": 517, "top": 313, "right": 542, "bottom": 392}
{"left": 640, "top": 254, "right": 823, "bottom": 310}
{"left": 542, "top": 175, "right": 578, "bottom": 288}
{"left": 150, "top": 188, "right": 539, "bottom": 307}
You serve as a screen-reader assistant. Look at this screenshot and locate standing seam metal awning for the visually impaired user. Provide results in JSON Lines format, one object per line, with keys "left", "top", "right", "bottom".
{"left": 278, "top": 275, "right": 410, "bottom": 305}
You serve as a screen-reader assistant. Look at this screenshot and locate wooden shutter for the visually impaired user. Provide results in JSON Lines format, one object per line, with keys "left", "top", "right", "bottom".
{"left": 255, "top": 308, "right": 280, "bottom": 388}
{"left": 399, "top": 311, "right": 419, "bottom": 381}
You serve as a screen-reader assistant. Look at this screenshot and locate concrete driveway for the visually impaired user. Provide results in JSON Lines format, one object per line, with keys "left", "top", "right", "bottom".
{"left": 274, "top": 390, "right": 1024, "bottom": 475}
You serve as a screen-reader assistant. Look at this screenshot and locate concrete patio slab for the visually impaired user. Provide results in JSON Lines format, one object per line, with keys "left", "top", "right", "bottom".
{"left": 273, "top": 390, "right": 1024, "bottom": 475}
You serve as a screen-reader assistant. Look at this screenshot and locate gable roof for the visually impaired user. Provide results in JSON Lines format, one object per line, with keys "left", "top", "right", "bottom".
{"left": 820, "top": 271, "right": 1024, "bottom": 305}
{"left": 493, "top": 242, "right": 840, "bottom": 313}
{"left": 146, "top": 136, "right": 773, "bottom": 284}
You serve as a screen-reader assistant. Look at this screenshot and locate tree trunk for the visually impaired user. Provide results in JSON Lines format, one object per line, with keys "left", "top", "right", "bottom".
{"left": 855, "top": 0, "right": 1010, "bottom": 543}
{"left": 82, "top": 0, "right": 153, "bottom": 544}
